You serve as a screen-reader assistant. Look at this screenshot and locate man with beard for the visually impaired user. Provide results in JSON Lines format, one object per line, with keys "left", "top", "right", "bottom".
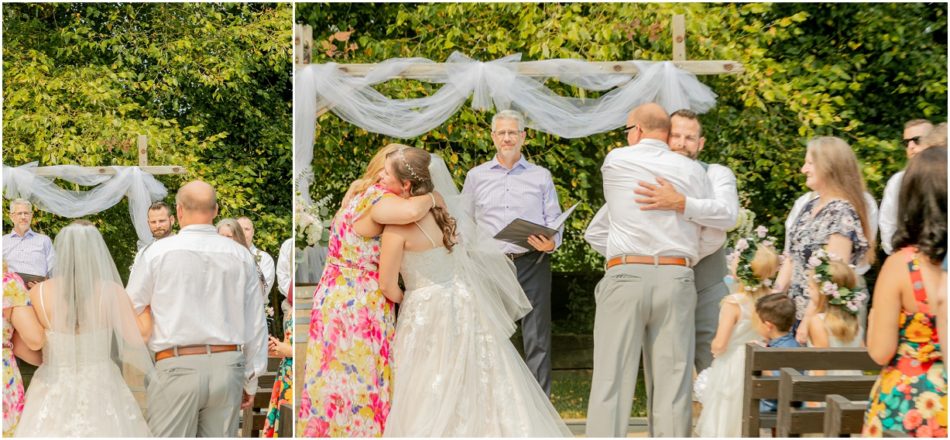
{"left": 147, "top": 201, "right": 176, "bottom": 240}
{"left": 585, "top": 110, "right": 739, "bottom": 377}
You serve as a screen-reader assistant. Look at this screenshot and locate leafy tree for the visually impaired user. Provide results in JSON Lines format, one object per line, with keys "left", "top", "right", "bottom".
{"left": 4, "top": 3, "right": 293, "bottom": 286}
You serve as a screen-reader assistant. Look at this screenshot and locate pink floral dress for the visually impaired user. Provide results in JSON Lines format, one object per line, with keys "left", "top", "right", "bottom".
{"left": 297, "top": 185, "right": 395, "bottom": 437}
{"left": 3, "top": 272, "right": 31, "bottom": 437}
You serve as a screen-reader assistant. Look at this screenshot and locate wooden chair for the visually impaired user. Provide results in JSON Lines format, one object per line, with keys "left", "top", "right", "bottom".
{"left": 776, "top": 368, "right": 877, "bottom": 436}
{"left": 823, "top": 394, "right": 869, "bottom": 437}
{"left": 741, "top": 344, "right": 879, "bottom": 437}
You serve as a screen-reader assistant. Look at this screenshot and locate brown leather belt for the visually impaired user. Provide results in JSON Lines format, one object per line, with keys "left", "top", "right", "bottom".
{"left": 155, "top": 344, "right": 240, "bottom": 362}
{"left": 606, "top": 255, "right": 689, "bottom": 270}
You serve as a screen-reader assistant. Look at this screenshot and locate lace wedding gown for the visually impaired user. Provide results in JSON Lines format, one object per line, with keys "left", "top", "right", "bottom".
{"left": 383, "top": 235, "right": 571, "bottom": 437}
{"left": 15, "top": 330, "right": 151, "bottom": 436}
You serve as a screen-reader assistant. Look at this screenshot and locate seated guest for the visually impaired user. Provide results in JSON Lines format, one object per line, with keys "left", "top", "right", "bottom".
{"left": 754, "top": 293, "right": 800, "bottom": 414}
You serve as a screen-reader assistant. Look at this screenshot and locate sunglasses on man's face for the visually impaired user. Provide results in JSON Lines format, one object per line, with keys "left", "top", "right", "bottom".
{"left": 902, "top": 136, "right": 921, "bottom": 148}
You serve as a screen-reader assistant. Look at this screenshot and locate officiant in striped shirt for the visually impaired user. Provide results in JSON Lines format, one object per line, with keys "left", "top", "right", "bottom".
{"left": 461, "top": 109, "right": 564, "bottom": 396}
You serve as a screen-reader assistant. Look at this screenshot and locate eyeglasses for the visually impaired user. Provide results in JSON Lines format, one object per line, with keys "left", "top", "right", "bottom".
{"left": 902, "top": 136, "right": 921, "bottom": 148}
{"left": 493, "top": 130, "right": 523, "bottom": 138}
{"left": 617, "top": 124, "right": 639, "bottom": 135}
{"left": 11, "top": 212, "right": 31, "bottom": 217}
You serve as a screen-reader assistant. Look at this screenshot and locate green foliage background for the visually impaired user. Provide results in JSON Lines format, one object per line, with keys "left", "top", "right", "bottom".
{"left": 3, "top": 3, "right": 293, "bottom": 285}
{"left": 297, "top": 3, "right": 947, "bottom": 332}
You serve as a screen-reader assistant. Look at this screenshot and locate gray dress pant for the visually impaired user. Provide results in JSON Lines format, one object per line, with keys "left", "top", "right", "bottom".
{"left": 692, "top": 246, "right": 729, "bottom": 373}
{"left": 514, "top": 252, "right": 553, "bottom": 396}
{"left": 586, "top": 263, "right": 697, "bottom": 437}
{"left": 146, "top": 351, "right": 246, "bottom": 437}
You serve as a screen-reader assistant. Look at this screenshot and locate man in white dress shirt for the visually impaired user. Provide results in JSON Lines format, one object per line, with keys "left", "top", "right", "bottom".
{"left": 238, "top": 216, "right": 276, "bottom": 293}
{"left": 127, "top": 181, "right": 267, "bottom": 437}
{"left": 586, "top": 109, "right": 739, "bottom": 375}
{"left": 880, "top": 119, "right": 935, "bottom": 254}
{"left": 585, "top": 103, "right": 723, "bottom": 437}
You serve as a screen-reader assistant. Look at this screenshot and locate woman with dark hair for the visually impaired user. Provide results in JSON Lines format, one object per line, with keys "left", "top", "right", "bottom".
{"left": 377, "top": 146, "right": 570, "bottom": 436}
{"left": 863, "top": 147, "right": 947, "bottom": 437}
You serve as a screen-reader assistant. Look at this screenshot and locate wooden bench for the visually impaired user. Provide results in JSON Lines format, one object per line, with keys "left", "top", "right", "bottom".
{"left": 240, "top": 356, "right": 284, "bottom": 437}
{"left": 776, "top": 368, "right": 877, "bottom": 436}
{"left": 278, "top": 403, "right": 293, "bottom": 437}
{"left": 741, "top": 344, "right": 879, "bottom": 437}
{"left": 824, "top": 394, "right": 869, "bottom": 437}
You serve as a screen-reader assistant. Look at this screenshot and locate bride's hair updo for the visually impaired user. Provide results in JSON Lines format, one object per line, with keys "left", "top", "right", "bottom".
{"left": 387, "top": 146, "right": 458, "bottom": 251}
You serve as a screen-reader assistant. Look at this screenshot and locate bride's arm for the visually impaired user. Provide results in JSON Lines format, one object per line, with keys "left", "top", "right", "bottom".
{"left": 136, "top": 306, "right": 153, "bottom": 342}
{"left": 113, "top": 284, "right": 152, "bottom": 342}
{"left": 379, "top": 226, "right": 406, "bottom": 303}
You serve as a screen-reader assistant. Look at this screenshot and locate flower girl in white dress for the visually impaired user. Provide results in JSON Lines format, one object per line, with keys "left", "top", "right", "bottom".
{"left": 695, "top": 230, "right": 780, "bottom": 437}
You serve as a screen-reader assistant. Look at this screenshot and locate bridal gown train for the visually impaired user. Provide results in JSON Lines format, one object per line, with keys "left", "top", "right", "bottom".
{"left": 383, "top": 241, "right": 572, "bottom": 437}
{"left": 15, "top": 330, "right": 151, "bottom": 436}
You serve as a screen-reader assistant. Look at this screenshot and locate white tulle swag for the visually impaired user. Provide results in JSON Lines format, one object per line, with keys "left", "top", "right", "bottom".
{"left": 2, "top": 162, "right": 167, "bottom": 246}
{"left": 293, "top": 51, "right": 718, "bottom": 190}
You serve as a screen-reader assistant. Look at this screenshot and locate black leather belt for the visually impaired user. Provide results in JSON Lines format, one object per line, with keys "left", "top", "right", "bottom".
{"left": 506, "top": 251, "right": 532, "bottom": 260}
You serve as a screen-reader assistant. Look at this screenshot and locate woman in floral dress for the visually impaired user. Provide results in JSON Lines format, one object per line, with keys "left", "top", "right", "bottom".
{"left": 296, "top": 143, "right": 438, "bottom": 437}
{"left": 2, "top": 264, "right": 45, "bottom": 436}
{"left": 863, "top": 146, "right": 946, "bottom": 437}
{"left": 774, "top": 137, "right": 873, "bottom": 342}
{"left": 261, "top": 290, "right": 293, "bottom": 438}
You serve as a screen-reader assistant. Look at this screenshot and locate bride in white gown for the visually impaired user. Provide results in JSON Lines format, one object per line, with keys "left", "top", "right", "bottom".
{"left": 15, "top": 220, "right": 153, "bottom": 437}
{"left": 377, "top": 146, "right": 571, "bottom": 437}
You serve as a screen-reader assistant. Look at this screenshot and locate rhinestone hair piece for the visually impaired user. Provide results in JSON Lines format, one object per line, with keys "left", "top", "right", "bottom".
{"left": 397, "top": 148, "right": 428, "bottom": 182}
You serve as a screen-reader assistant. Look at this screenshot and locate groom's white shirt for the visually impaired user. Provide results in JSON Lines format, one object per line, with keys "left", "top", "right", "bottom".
{"left": 127, "top": 224, "right": 268, "bottom": 395}
{"left": 600, "top": 139, "right": 723, "bottom": 263}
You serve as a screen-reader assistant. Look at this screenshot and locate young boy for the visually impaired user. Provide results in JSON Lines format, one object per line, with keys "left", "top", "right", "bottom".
{"left": 754, "top": 293, "right": 800, "bottom": 413}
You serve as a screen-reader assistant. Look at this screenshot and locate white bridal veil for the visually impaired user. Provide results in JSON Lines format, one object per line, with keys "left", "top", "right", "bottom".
{"left": 41, "top": 222, "right": 155, "bottom": 388}
{"left": 428, "top": 154, "right": 533, "bottom": 336}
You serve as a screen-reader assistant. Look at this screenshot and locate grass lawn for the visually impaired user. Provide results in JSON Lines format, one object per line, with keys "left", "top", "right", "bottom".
{"left": 550, "top": 369, "right": 648, "bottom": 419}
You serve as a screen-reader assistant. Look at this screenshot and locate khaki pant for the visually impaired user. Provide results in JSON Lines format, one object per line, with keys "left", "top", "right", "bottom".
{"left": 147, "top": 351, "right": 245, "bottom": 437}
{"left": 586, "top": 264, "right": 697, "bottom": 437}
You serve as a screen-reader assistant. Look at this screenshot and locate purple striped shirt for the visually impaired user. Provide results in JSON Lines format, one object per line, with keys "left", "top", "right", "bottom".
{"left": 462, "top": 156, "right": 563, "bottom": 254}
{"left": 3, "top": 229, "right": 55, "bottom": 277}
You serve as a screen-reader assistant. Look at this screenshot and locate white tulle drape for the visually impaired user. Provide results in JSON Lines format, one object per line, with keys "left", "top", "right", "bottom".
{"left": 2, "top": 162, "right": 168, "bottom": 246}
{"left": 294, "top": 51, "right": 718, "bottom": 196}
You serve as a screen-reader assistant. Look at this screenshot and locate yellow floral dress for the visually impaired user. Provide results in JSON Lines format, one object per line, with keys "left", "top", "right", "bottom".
{"left": 863, "top": 248, "right": 947, "bottom": 437}
{"left": 3, "top": 272, "right": 31, "bottom": 437}
{"left": 297, "top": 186, "right": 395, "bottom": 437}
